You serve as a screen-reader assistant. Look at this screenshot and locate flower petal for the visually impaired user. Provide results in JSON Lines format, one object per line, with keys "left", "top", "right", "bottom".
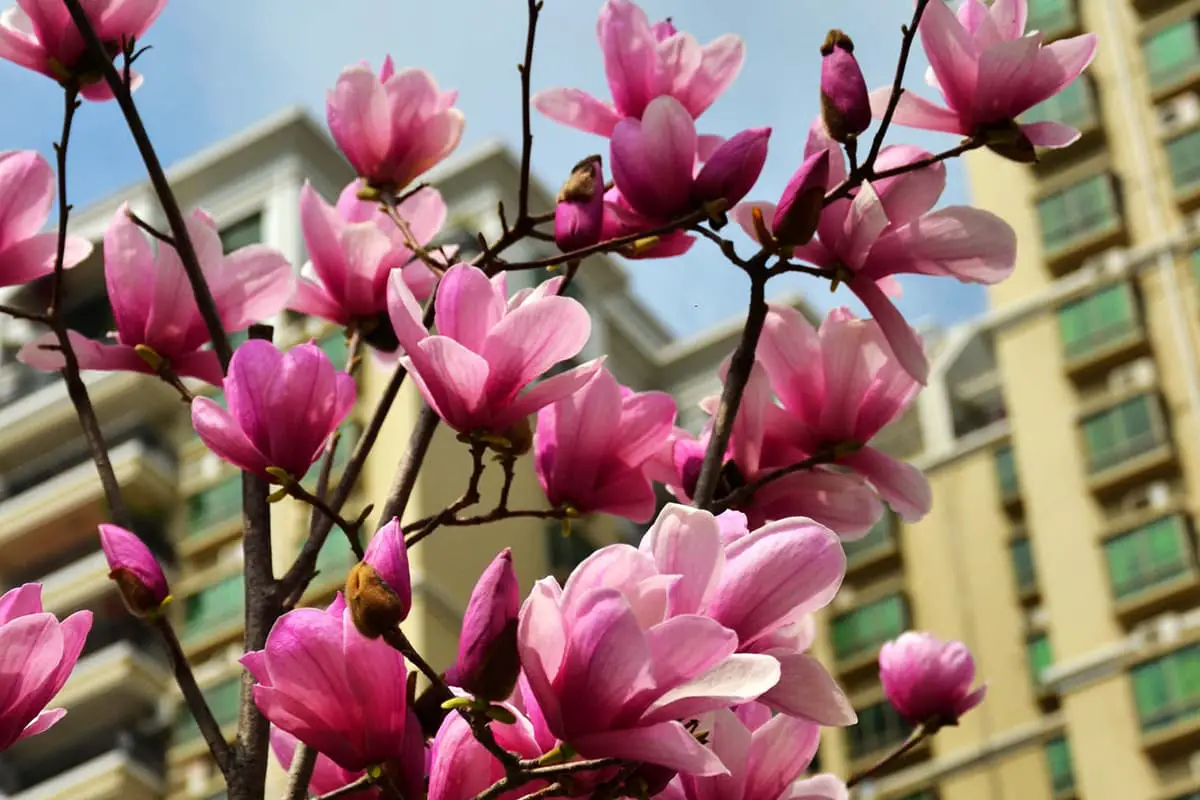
{"left": 532, "top": 88, "right": 622, "bottom": 136}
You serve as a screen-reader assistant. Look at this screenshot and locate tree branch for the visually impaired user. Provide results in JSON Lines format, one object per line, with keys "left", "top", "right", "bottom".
{"left": 847, "top": 723, "right": 930, "bottom": 788}
{"left": 313, "top": 774, "right": 376, "bottom": 800}
{"left": 712, "top": 452, "right": 836, "bottom": 513}
{"left": 497, "top": 209, "right": 709, "bottom": 271}
{"left": 862, "top": 0, "right": 932, "bottom": 170}
{"left": 375, "top": 404, "right": 442, "bottom": 525}
{"left": 516, "top": 0, "right": 542, "bottom": 222}
{"left": 153, "top": 616, "right": 233, "bottom": 775}
{"left": 284, "top": 744, "right": 318, "bottom": 800}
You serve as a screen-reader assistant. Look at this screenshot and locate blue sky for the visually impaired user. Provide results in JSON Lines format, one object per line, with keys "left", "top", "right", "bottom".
{"left": 0, "top": 0, "right": 989, "bottom": 338}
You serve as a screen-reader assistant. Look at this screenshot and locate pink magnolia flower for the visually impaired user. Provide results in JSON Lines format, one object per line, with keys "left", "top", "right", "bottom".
{"left": 0, "top": 584, "right": 92, "bottom": 751}
{"left": 533, "top": 0, "right": 743, "bottom": 138}
{"left": 735, "top": 124, "right": 1016, "bottom": 384}
{"left": 880, "top": 632, "right": 987, "bottom": 728}
{"left": 243, "top": 595, "right": 412, "bottom": 772}
{"left": 871, "top": 0, "right": 1098, "bottom": 153}
{"left": 599, "top": 185, "right": 697, "bottom": 260}
{"left": 657, "top": 709, "right": 847, "bottom": 800}
{"left": 271, "top": 727, "right": 379, "bottom": 799}
{"left": 769, "top": 149, "right": 829, "bottom": 248}
{"left": 611, "top": 97, "right": 770, "bottom": 221}
{"left": 19, "top": 205, "right": 293, "bottom": 386}
{"left": 555, "top": 156, "right": 606, "bottom": 253}
{"left": 387, "top": 265, "right": 600, "bottom": 438}
{"left": 517, "top": 540, "right": 782, "bottom": 774}
{"left": 289, "top": 180, "right": 443, "bottom": 343}
{"left": 534, "top": 368, "right": 676, "bottom": 522}
{"left": 429, "top": 700, "right": 547, "bottom": 800}
{"left": 98, "top": 523, "right": 169, "bottom": 617}
{"left": 327, "top": 56, "right": 464, "bottom": 191}
{"left": 820, "top": 31, "right": 870, "bottom": 144}
{"left": 756, "top": 305, "right": 932, "bottom": 522}
{"left": 447, "top": 549, "right": 521, "bottom": 701}
{"left": 0, "top": 0, "right": 166, "bottom": 101}
{"left": 639, "top": 505, "right": 855, "bottom": 727}
{"left": 191, "top": 340, "right": 356, "bottom": 481}
{"left": 0, "top": 150, "right": 91, "bottom": 287}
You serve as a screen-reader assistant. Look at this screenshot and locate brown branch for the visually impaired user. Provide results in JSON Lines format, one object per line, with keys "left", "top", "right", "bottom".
{"left": 516, "top": 0, "right": 542, "bottom": 222}
{"left": 380, "top": 192, "right": 451, "bottom": 273}
{"left": 862, "top": 0, "right": 932, "bottom": 170}
{"left": 472, "top": 758, "right": 625, "bottom": 800}
{"left": 497, "top": 209, "right": 708, "bottom": 271}
{"left": 0, "top": 304, "right": 47, "bottom": 323}
{"left": 153, "top": 617, "right": 233, "bottom": 775}
{"left": 125, "top": 207, "right": 175, "bottom": 246}
{"left": 712, "top": 452, "right": 836, "bottom": 513}
{"left": 313, "top": 774, "right": 376, "bottom": 800}
{"left": 283, "top": 480, "right": 368, "bottom": 560}
{"left": 284, "top": 744, "right": 318, "bottom": 800}
{"left": 400, "top": 440, "right": 487, "bottom": 546}
{"left": 823, "top": 138, "right": 982, "bottom": 206}
{"left": 375, "top": 404, "right": 442, "bottom": 524}
{"left": 61, "top": 0, "right": 234, "bottom": 372}
{"left": 847, "top": 724, "right": 930, "bottom": 788}
{"left": 405, "top": 507, "right": 568, "bottom": 549}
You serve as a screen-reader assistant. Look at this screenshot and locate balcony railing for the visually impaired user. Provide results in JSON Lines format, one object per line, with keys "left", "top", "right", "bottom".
{"left": 1062, "top": 320, "right": 1138, "bottom": 361}
{"left": 1087, "top": 429, "right": 1165, "bottom": 474}
{"left": 0, "top": 727, "right": 165, "bottom": 796}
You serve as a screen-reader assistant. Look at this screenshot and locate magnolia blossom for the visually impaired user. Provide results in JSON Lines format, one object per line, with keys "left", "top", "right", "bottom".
{"left": 657, "top": 709, "right": 847, "bottom": 800}
{"left": 555, "top": 156, "right": 606, "bottom": 253}
{"left": 534, "top": 0, "right": 743, "bottom": 140}
{"left": 873, "top": 0, "right": 1098, "bottom": 155}
{"left": 735, "top": 122, "right": 1016, "bottom": 384}
{"left": 880, "top": 632, "right": 987, "bottom": 727}
{"left": 447, "top": 549, "right": 521, "bottom": 701}
{"left": 535, "top": 368, "right": 677, "bottom": 522}
{"left": 387, "top": 265, "right": 600, "bottom": 438}
{"left": 0, "top": 150, "right": 91, "bottom": 287}
{"left": 0, "top": 0, "right": 166, "bottom": 100}
{"left": 289, "top": 180, "right": 443, "bottom": 342}
{"left": 429, "top": 701, "right": 547, "bottom": 800}
{"left": 19, "top": 205, "right": 293, "bottom": 385}
{"left": 98, "top": 523, "right": 169, "bottom": 618}
{"left": 0, "top": 584, "right": 92, "bottom": 751}
{"left": 756, "top": 306, "right": 932, "bottom": 522}
{"left": 600, "top": 184, "right": 697, "bottom": 260}
{"left": 191, "top": 340, "right": 356, "bottom": 481}
{"left": 819, "top": 30, "right": 869, "bottom": 144}
{"left": 327, "top": 56, "right": 464, "bottom": 191}
{"left": 243, "top": 595, "right": 416, "bottom": 772}
{"left": 271, "top": 727, "right": 378, "bottom": 799}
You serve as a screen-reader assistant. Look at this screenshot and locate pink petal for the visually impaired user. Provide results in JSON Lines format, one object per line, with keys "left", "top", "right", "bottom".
{"left": 0, "top": 231, "right": 89, "bottom": 287}
{"left": 516, "top": 580, "right": 566, "bottom": 736}
{"left": 988, "top": 0, "right": 1027, "bottom": 39}
{"left": 618, "top": 389, "right": 678, "bottom": 466}
{"left": 644, "top": 614, "right": 738, "bottom": 693}
{"left": 639, "top": 504, "right": 725, "bottom": 616}
{"left": 289, "top": 277, "right": 350, "bottom": 324}
{"left": 0, "top": 614, "right": 63, "bottom": 748}
{"left": 0, "top": 585, "right": 42, "bottom": 625}
{"left": 843, "top": 446, "right": 932, "bottom": 522}
{"left": 18, "top": 707, "right": 66, "bottom": 742}
{"left": 0, "top": 150, "right": 53, "bottom": 244}
{"left": 919, "top": 0, "right": 979, "bottom": 114}
{"left": 750, "top": 470, "right": 886, "bottom": 540}
{"left": 327, "top": 66, "right": 392, "bottom": 179}
{"left": 871, "top": 145, "right": 946, "bottom": 224}
{"left": 744, "top": 712, "right": 821, "bottom": 799}
{"left": 104, "top": 207, "right": 157, "bottom": 341}
{"left": 300, "top": 183, "right": 351, "bottom": 297}
{"left": 532, "top": 88, "right": 621, "bottom": 136}
{"left": 410, "top": 336, "right": 490, "bottom": 432}
{"left": 191, "top": 396, "right": 271, "bottom": 476}
{"left": 610, "top": 96, "right": 697, "bottom": 219}
{"left": 997, "top": 34, "right": 1098, "bottom": 117}
{"left": 598, "top": 0, "right": 658, "bottom": 117}
{"left": 572, "top": 721, "right": 728, "bottom": 776}
{"left": 642, "top": 653, "right": 781, "bottom": 723}
{"left": 839, "top": 182, "right": 889, "bottom": 269}
{"left": 1021, "top": 120, "right": 1081, "bottom": 148}
{"left": 213, "top": 245, "right": 295, "bottom": 332}
{"left": 760, "top": 652, "right": 856, "bottom": 726}
{"left": 780, "top": 775, "right": 849, "bottom": 800}
{"left": 436, "top": 264, "right": 505, "bottom": 352}
{"left": 971, "top": 36, "right": 1044, "bottom": 120}
{"left": 539, "top": 369, "right": 622, "bottom": 506}
{"left": 386, "top": 268, "right": 430, "bottom": 353}
{"left": 758, "top": 304, "right": 824, "bottom": 424}
{"left": 502, "top": 359, "right": 604, "bottom": 426}
{"left": 16, "top": 331, "right": 149, "bottom": 375}
{"left": 45, "top": 610, "right": 92, "bottom": 698}
{"left": 732, "top": 201, "right": 776, "bottom": 245}
{"left": 0, "top": 8, "right": 48, "bottom": 75}
{"left": 870, "top": 87, "right": 966, "bottom": 135}
{"left": 697, "top": 133, "right": 726, "bottom": 163}
{"left": 677, "top": 34, "right": 745, "bottom": 118}
{"left": 869, "top": 207, "right": 1017, "bottom": 284}
{"left": 480, "top": 296, "right": 591, "bottom": 407}
{"left": 692, "top": 127, "right": 771, "bottom": 208}
{"left": 850, "top": 278, "right": 928, "bottom": 385}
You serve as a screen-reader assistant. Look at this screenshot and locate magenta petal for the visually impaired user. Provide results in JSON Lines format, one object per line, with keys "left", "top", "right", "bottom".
{"left": 850, "top": 277, "right": 929, "bottom": 385}
{"left": 435, "top": 264, "right": 505, "bottom": 353}
{"left": 610, "top": 96, "right": 697, "bottom": 219}
{"left": 0, "top": 585, "right": 43, "bottom": 625}
{"left": 843, "top": 447, "right": 932, "bottom": 522}
{"left": 191, "top": 396, "right": 271, "bottom": 476}
{"left": 18, "top": 708, "right": 66, "bottom": 742}
{"left": 760, "top": 652, "right": 856, "bottom": 726}
{"left": 571, "top": 722, "right": 728, "bottom": 776}
{"left": 1021, "top": 120, "right": 1080, "bottom": 148}
{"left": 533, "top": 87, "right": 622, "bottom": 136}
{"left": 744, "top": 712, "right": 822, "bottom": 799}
{"left": 692, "top": 127, "right": 771, "bottom": 209}
{"left": 871, "top": 86, "right": 966, "bottom": 135}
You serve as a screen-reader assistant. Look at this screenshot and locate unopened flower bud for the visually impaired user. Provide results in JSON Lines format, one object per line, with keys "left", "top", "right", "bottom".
{"left": 773, "top": 149, "right": 830, "bottom": 247}
{"left": 692, "top": 127, "right": 772, "bottom": 210}
{"left": 98, "top": 524, "right": 170, "bottom": 618}
{"left": 451, "top": 549, "right": 520, "bottom": 702}
{"left": 555, "top": 156, "right": 605, "bottom": 253}
{"left": 820, "top": 30, "right": 871, "bottom": 143}
{"left": 346, "top": 518, "right": 412, "bottom": 638}
{"left": 879, "top": 631, "right": 987, "bottom": 730}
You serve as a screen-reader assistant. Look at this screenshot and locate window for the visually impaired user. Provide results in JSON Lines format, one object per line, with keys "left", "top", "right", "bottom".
{"left": 1057, "top": 283, "right": 1136, "bottom": 361}
{"left": 1010, "top": 537, "right": 1038, "bottom": 595}
{"left": 315, "top": 529, "right": 358, "bottom": 579}
{"left": 1081, "top": 395, "right": 1163, "bottom": 473}
{"left": 1169, "top": 128, "right": 1200, "bottom": 194}
{"left": 843, "top": 514, "right": 894, "bottom": 563}
{"left": 219, "top": 213, "right": 263, "bottom": 254}
{"left": 1026, "top": 0, "right": 1076, "bottom": 37}
{"left": 1044, "top": 736, "right": 1075, "bottom": 795}
{"left": 1131, "top": 643, "right": 1200, "bottom": 732}
{"left": 547, "top": 523, "right": 596, "bottom": 578}
{"left": 1037, "top": 174, "right": 1120, "bottom": 254}
{"left": 317, "top": 329, "right": 349, "bottom": 367}
{"left": 1143, "top": 17, "right": 1200, "bottom": 90}
{"left": 186, "top": 474, "right": 242, "bottom": 536}
{"left": 831, "top": 593, "right": 908, "bottom": 661}
{"left": 846, "top": 700, "right": 911, "bottom": 760}
{"left": 1023, "top": 77, "right": 1095, "bottom": 130}
{"left": 1105, "top": 515, "right": 1192, "bottom": 600}
{"left": 994, "top": 445, "right": 1019, "bottom": 499}
{"left": 172, "top": 677, "right": 240, "bottom": 743}
{"left": 183, "top": 574, "right": 244, "bottom": 641}
{"left": 1028, "top": 633, "right": 1053, "bottom": 688}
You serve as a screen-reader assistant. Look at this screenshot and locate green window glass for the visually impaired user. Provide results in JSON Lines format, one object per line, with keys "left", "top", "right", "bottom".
{"left": 186, "top": 474, "right": 242, "bottom": 536}
{"left": 1027, "top": 0, "right": 1076, "bottom": 37}
{"left": 1037, "top": 174, "right": 1119, "bottom": 254}
{"left": 1131, "top": 643, "right": 1200, "bottom": 731}
{"left": 317, "top": 329, "right": 349, "bottom": 367}
{"left": 843, "top": 514, "right": 894, "bottom": 563}
{"left": 846, "top": 700, "right": 912, "bottom": 760}
{"left": 1144, "top": 18, "right": 1200, "bottom": 90}
{"left": 994, "top": 445, "right": 1018, "bottom": 499}
{"left": 1028, "top": 633, "right": 1053, "bottom": 687}
{"left": 1023, "top": 77, "right": 1094, "bottom": 129}
{"left": 315, "top": 528, "right": 357, "bottom": 578}
{"left": 831, "top": 593, "right": 908, "bottom": 661}
{"left": 1010, "top": 537, "right": 1037, "bottom": 594}
{"left": 183, "top": 574, "right": 244, "bottom": 642}
{"left": 1168, "top": 129, "right": 1200, "bottom": 194}
{"left": 1081, "top": 395, "right": 1161, "bottom": 473}
{"left": 1056, "top": 283, "right": 1136, "bottom": 360}
{"left": 1044, "top": 736, "right": 1075, "bottom": 794}
{"left": 219, "top": 213, "right": 263, "bottom": 254}
{"left": 1105, "top": 515, "right": 1191, "bottom": 599}
{"left": 172, "top": 677, "right": 240, "bottom": 743}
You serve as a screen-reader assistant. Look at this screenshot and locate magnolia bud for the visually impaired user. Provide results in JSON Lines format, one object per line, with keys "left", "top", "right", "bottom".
{"left": 879, "top": 631, "right": 987, "bottom": 730}
{"left": 555, "top": 156, "right": 605, "bottom": 253}
{"left": 452, "top": 549, "right": 521, "bottom": 701}
{"left": 820, "top": 30, "right": 871, "bottom": 143}
{"left": 346, "top": 518, "right": 412, "bottom": 638}
{"left": 773, "top": 149, "right": 830, "bottom": 247}
{"left": 692, "top": 127, "right": 772, "bottom": 210}
{"left": 98, "top": 524, "right": 170, "bottom": 618}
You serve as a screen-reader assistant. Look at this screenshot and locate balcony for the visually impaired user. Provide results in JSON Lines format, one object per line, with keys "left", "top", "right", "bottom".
{"left": 1134, "top": 643, "right": 1200, "bottom": 758}
{"left": 1044, "top": 736, "right": 1077, "bottom": 799}
{"left": 1037, "top": 173, "right": 1125, "bottom": 276}
{"left": 0, "top": 429, "right": 176, "bottom": 573}
{"left": 1082, "top": 395, "right": 1176, "bottom": 497}
{"left": 1168, "top": 127, "right": 1200, "bottom": 209}
{"left": 0, "top": 728, "right": 165, "bottom": 800}
{"left": 1026, "top": 0, "right": 1081, "bottom": 41}
{"left": 1028, "top": 632, "right": 1059, "bottom": 708}
{"left": 831, "top": 593, "right": 908, "bottom": 679}
{"left": 1106, "top": 515, "right": 1200, "bottom": 624}
{"left": 994, "top": 444, "right": 1022, "bottom": 512}
{"left": 170, "top": 675, "right": 241, "bottom": 758}
{"left": 179, "top": 572, "right": 245, "bottom": 657}
{"left": 1057, "top": 284, "right": 1148, "bottom": 383}
{"left": 1144, "top": 16, "right": 1200, "bottom": 102}
{"left": 843, "top": 514, "right": 900, "bottom": 579}
{"left": 1010, "top": 535, "right": 1040, "bottom": 605}
{"left": 180, "top": 472, "right": 244, "bottom": 556}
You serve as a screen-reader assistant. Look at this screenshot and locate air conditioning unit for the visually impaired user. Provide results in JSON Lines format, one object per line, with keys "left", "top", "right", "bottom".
{"left": 1107, "top": 358, "right": 1157, "bottom": 393}
{"left": 1120, "top": 481, "right": 1173, "bottom": 514}
{"left": 1157, "top": 92, "right": 1200, "bottom": 136}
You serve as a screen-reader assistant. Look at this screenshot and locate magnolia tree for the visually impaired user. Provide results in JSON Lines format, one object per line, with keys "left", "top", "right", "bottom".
{"left": 0, "top": 0, "right": 1095, "bottom": 798}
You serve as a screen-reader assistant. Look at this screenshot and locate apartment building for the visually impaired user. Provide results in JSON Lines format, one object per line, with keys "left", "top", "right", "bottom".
{"left": 808, "top": 1, "right": 1200, "bottom": 798}
{"left": 0, "top": 108, "right": 816, "bottom": 799}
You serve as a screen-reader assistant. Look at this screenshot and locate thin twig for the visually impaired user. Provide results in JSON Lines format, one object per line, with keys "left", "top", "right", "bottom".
{"left": 473, "top": 758, "right": 624, "bottom": 800}
{"left": 862, "top": 0, "right": 932, "bottom": 170}
{"left": 153, "top": 617, "right": 233, "bottom": 775}
{"left": 712, "top": 452, "right": 836, "bottom": 513}
{"left": 380, "top": 193, "right": 450, "bottom": 273}
{"left": 313, "top": 774, "right": 375, "bottom": 800}
{"left": 690, "top": 225, "right": 752, "bottom": 270}
{"left": 285, "top": 481, "right": 367, "bottom": 559}
{"left": 284, "top": 744, "right": 318, "bottom": 800}
{"left": 405, "top": 507, "right": 568, "bottom": 548}
{"left": 823, "top": 138, "right": 982, "bottom": 206}
{"left": 516, "top": 0, "right": 542, "bottom": 222}
{"left": 125, "top": 207, "right": 176, "bottom": 246}
{"left": 400, "top": 440, "right": 487, "bottom": 543}
{"left": 61, "top": 0, "right": 234, "bottom": 372}
{"left": 497, "top": 209, "right": 709, "bottom": 271}
{"left": 847, "top": 724, "right": 930, "bottom": 788}
{"left": 0, "top": 304, "right": 46, "bottom": 323}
